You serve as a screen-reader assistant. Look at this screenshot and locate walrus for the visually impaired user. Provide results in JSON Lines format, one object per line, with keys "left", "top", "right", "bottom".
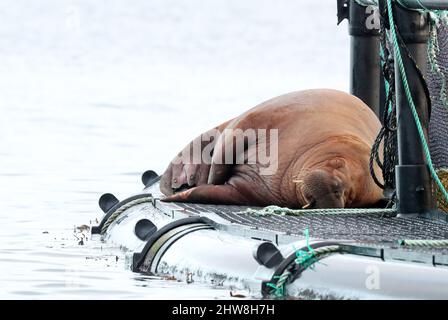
{"left": 160, "top": 89, "right": 383, "bottom": 209}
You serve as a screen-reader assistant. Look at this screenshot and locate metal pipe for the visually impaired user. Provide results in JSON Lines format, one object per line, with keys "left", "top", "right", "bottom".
{"left": 391, "top": 2, "right": 436, "bottom": 216}
{"left": 152, "top": 228, "right": 273, "bottom": 293}
{"left": 97, "top": 198, "right": 448, "bottom": 299}
{"left": 349, "top": 0, "right": 382, "bottom": 118}
{"left": 99, "top": 200, "right": 173, "bottom": 251}
{"left": 338, "top": 0, "right": 382, "bottom": 119}
{"left": 133, "top": 221, "right": 448, "bottom": 299}
{"left": 287, "top": 253, "right": 448, "bottom": 299}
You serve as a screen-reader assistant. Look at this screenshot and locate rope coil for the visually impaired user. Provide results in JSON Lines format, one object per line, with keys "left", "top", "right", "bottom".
{"left": 266, "top": 229, "right": 342, "bottom": 298}
{"left": 399, "top": 239, "right": 448, "bottom": 247}
{"left": 267, "top": 245, "right": 341, "bottom": 298}
{"left": 101, "top": 196, "right": 154, "bottom": 235}
{"left": 243, "top": 206, "right": 397, "bottom": 217}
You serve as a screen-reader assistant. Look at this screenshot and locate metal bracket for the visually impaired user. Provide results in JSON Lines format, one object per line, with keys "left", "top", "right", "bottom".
{"left": 337, "top": 0, "right": 350, "bottom": 25}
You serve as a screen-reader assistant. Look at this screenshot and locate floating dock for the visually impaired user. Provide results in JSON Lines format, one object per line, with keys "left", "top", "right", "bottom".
{"left": 91, "top": 176, "right": 448, "bottom": 299}
{"left": 91, "top": 0, "right": 448, "bottom": 299}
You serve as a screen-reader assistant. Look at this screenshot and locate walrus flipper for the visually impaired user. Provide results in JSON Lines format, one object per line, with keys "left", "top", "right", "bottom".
{"left": 160, "top": 120, "right": 235, "bottom": 196}
{"left": 207, "top": 120, "right": 252, "bottom": 185}
{"left": 160, "top": 138, "right": 216, "bottom": 196}
{"left": 160, "top": 161, "right": 209, "bottom": 196}
{"left": 161, "top": 184, "right": 249, "bottom": 205}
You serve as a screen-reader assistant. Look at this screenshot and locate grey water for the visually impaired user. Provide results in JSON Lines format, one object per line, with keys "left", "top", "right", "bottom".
{"left": 0, "top": 0, "right": 349, "bottom": 299}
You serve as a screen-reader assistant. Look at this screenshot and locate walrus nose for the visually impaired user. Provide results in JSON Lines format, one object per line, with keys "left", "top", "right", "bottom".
{"left": 325, "top": 196, "right": 345, "bottom": 208}
{"left": 309, "top": 194, "right": 344, "bottom": 209}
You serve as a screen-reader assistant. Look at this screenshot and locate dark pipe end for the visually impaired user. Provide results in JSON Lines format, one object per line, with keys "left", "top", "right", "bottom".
{"left": 253, "top": 242, "right": 284, "bottom": 269}
{"left": 141, "top": 170, "right": 160, "bottom": 187}
{"left": 134, "top": 219, "right": 158, "bottom": 241}
{"left": 98, "top": 193, "right": 120, "bottom": 213}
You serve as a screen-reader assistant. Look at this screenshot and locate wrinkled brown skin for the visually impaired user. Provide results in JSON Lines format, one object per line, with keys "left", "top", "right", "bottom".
{"left": 160, "top": 89, "right": 383, "bottom": 209}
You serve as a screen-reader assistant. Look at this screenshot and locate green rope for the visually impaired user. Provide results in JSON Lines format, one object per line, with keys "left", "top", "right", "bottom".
{"left": 268, "top": 246, "right": 342, "bottom": 298}
{"left": 386, "top": 0, "right": 448, "bottom": 204}
{"left": 101, "top": 196, "right": 153, "bottom": 235}
{"left": 398, "top": 239, "right": 448, "bottom": 247}
{"left": 266, "top": 229, "right": 341, "bottom": 298}
{"left": 243, "top": 205, "right": 397, "bottom": 217}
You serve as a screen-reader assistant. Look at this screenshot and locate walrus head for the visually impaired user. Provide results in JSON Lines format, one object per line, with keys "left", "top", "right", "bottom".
{"left": 295, "top": 159, "right": 351, "bottom": 209}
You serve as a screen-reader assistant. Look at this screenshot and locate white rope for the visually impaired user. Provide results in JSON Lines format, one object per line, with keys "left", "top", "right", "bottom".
{"left": 101, "top": 196, "right": 153, "bottom": 235}
{"left": 242, "top": 205, "right": 397, "bottom": 217}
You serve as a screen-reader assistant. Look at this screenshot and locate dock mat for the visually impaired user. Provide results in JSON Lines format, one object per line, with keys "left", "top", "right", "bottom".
{"left": 155, "top": 201, "right": 448, "bottom": 243}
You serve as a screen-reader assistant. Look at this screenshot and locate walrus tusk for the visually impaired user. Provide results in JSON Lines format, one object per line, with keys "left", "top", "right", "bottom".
{"left": 302, "top": 199, "right": 316, "bottom": 209}
{"left": 302, "top": 203, "right": 312, "bottom": 209}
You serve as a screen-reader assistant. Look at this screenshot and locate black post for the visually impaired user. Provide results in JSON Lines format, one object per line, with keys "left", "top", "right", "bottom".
{"left": 392, "top": 2, "right": 436, "bottom": 217}
{"left": 338, "top": 0, "right": 382, "bottom": 119}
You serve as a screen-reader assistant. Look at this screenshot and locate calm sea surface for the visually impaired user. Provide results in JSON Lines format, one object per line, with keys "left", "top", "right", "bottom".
{"left": 0, "top": 0, "right": 349, "bottom": 299}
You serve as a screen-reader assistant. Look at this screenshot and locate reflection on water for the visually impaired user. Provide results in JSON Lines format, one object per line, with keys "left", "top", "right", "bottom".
{"left": 0, "top": 0, "right": 348, "bottom": 299}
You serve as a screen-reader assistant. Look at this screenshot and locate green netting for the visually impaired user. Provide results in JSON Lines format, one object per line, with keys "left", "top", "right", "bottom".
{"left": 427, "top": 13, "right": 448, "bottom": 170}
{"left": 360, "top": 2, "right": 448, "bottom": 208}
{"left": 354, "top": 1, "right": 448, "bottom": 170}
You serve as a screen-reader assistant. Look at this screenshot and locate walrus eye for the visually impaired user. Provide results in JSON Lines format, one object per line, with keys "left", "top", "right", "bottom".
{"left": 334, "top": 190, "right": 341, "bottom": 197}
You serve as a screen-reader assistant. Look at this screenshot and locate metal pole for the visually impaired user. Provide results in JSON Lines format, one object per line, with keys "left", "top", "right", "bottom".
{"left": 391, "top": 2, "right": 436, "bottom": 217}
{"left": 338, "top": 0, "right": 382, "bottom": 119}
